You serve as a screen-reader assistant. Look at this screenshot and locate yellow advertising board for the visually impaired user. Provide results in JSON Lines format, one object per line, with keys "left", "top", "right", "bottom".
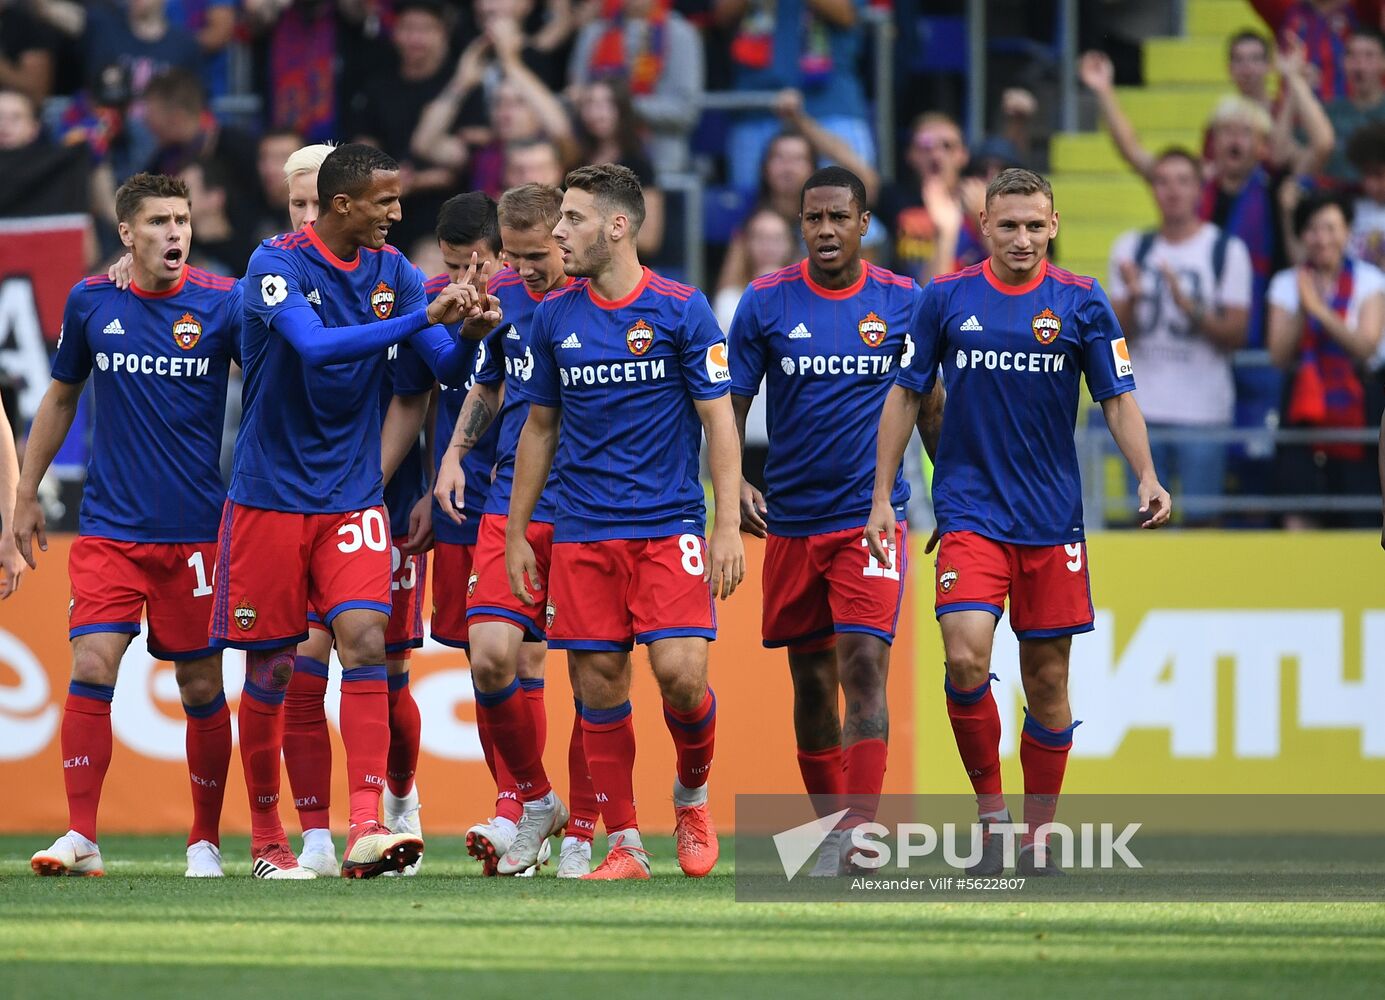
{"left": 914, "top": 532, "right": 1385, "bottom": 794}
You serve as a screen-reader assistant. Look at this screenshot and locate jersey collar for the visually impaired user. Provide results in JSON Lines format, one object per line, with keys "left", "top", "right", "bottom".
{"left": 130, "top": 268, "right": 188, "bottom": 299}
{"left": 586, "top": 266, "right": 651, "bottom": 310}
{"left": 983, "top": 257, "right": 1047, "bottom": 295}
{"left": 305, "top": 223, "right": 361, "bottom": 271}
{"left": 801, "top": 258, "right": 867, "bottom": 300}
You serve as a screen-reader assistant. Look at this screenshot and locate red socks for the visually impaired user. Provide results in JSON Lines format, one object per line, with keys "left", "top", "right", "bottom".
{"left": 61, "top": 682, "right": 115, "bottom": 842}
{"left": 521, "top": 677, "right": 547, "bottom": 758}
{"left": 662, "top": 688, "right": 716, "bottom": 789}
{"left": 183, "top": 691, "right": 231, "bottom": 846}
{"left": 339, "top": 665, "right": 390, "bottom": 828}
{"left": 566, "top": 699, "right": 598, "bottom": 841}
{"left": 283, "top": 656, "right": 331, "bottom": 830}
{"left": 945, "top": 673, "right": 1007, "bottom": 818}
{"left": 387, "top": 671, "right": 421, "bottom": 797}
{"left": 581, "top": 701, "right": 638, "bottom": 832}
{"left": 473, "top": 688, "right": 523, "bottom": 824}
{"left": 239, "top": 667, "right": 289, "bottom": 849}
{"left": 843, "top": 738, "right": 888, "bottom": 824}
{"left": 795, "top": 744, "right": 846, "bottom": 817}
{"left": 1020, "top": 709, "right": 1077, "bottom": 847}
{"left": 475, "top": 678, "right": 552, "bottom": 801}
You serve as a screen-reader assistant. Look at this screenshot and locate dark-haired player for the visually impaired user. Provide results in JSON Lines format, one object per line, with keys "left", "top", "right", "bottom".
{"left": 730, "top": 166, "right": 941, "bottom": 875}
{"left": 868, "top": 168, "right": 1171, "bottom": 876}
{"left": 506, "top": 164, "right": 745, "bottom": 880}
{"left": 211, "top": 143, "right": 479, "bottom": 878}
{"left": 15, "top": 173, "right": 240, "bottom": 878}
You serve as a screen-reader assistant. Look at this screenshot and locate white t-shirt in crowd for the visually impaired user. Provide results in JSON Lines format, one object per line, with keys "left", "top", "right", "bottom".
{"left": 1267, "top": 256, "right": 1385, "bottom": 369}
{"left": 1108, "top": 223, "right": 1252, "bottom": 426}
{"left": 1350, "top": 198, "right": 1385, "bottom": 270}
{"left": 714, "top": 284, "right": 769, "bottom": 445}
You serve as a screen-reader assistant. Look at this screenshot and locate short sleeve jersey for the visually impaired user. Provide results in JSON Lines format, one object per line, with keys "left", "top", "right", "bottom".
{"left": 474, "top": 268, "right": 564, "bottom": 524}
{"left": 392, "top": 273, "right": 500, "bottom": 547}
{"left": 234, "top": 225, "right": 429, "bottom": 514}
{"left": 511, "top": 267, "right": 730, "bottom": 543}
{"left": 729, "top": 260, "right": 921, "bottom": 536}
{"left": 899, "top": 259, "right": 1136, "bottom": 546}
{"left": 52, "top": 268, "right": 241, "bottom": 542}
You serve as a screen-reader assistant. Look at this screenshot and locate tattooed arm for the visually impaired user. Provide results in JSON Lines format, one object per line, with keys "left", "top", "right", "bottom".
{"left": 433, "top": 381, "right": 503, "bottom": 524}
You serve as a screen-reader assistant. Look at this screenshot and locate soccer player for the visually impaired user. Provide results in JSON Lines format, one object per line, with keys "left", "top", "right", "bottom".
{"left": 506, "top": 164, "right": 745, "bottom": 880}
{"left": 14, "top": 173, "right": 240, "bottom": 878}
{"left": 433, "top": 183, "right": 601, "bottom": 878}
{"left": 867, "top": 168, "right": 1172, "bottom": 876}
{"left": 212, "top": 143, "right": 478, "bottom": 878}
{"left": 277, "top": 142, "right": 436, "bottom": 879}
{"left": 393, "top": 192, "right": 524, "bottom": 875}
{"left": 729, "top": 166, "right": 942, "bottom": 874}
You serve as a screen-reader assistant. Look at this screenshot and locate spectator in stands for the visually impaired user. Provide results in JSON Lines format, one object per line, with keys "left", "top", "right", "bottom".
{"left": 1346, "top": 121, "right": 1385, "bottom": 266}
{"left": 501, "top": 136, "right": 567, "bottom": 188}
{"left": 254, "top": 128, "right": 302, "bottom": 236}
{"left": 1323, "top": 28, "right": 1385, "bottom": 181}
{"left": 1252, "top": 0, "right": 1362, "bottom": 103}
{"left": 569, "top": 0, "right": 704, "bottom": 175}
{"left": 878, "top": 112, "right": 987, "bottom": 284}
{"left": 179, "top": 158, "right": 257, "bottom": 275}
{"left": 573, "top": 78, "right": 664, "bottom": 253}
{"left": 0, "top": 0, "right": 60, "bottom": 102}
{"left": 1107, "top": 149, "right": 1254, "bottom": 525}
{"left": 460, "top": 0, "right": 577, "bottom": 92}
{"left": 1229, "top": 28, "right": 1276, "bottom": 110}
{"left": 412, "top": 17, "right": 577, "bottom": 199}
{"left": 714, "top": 0, "right": 873, "bottom": 192}
{"left": 713, "top": 205, "right": 794, "bottom": 330}
{"left": 349, "top": 0, "right": 460, "bottom": 249}
{"left": 996, "top": 87, "right": 1040, "bottom": 169}
{"left": 1268, "top": 191, "right": 1385, "bottom": 527}
{"left": 164, "top": 0, "right": 238, "bottom": 100}
{"left": 0, "top": 87, "right": 88, "bottom": 218}
{"left": 242, "top": 0, "right": 343, "bottom": 141}
{"left": 31, "top": 0, "right": 200, "bottom": 100}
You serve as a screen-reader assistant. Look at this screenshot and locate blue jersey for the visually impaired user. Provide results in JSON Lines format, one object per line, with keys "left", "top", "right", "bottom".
{"left": 513, "top": 267, "right": 730, "bottom": 543}
{"left": 730, "top": 260, "right": 920, "bottom": 536}
{"left": 233, "top": 226, "right": 430, "bottom": 514}
{"left": 474, "top": 268, "right": 565, "bottom": 524}
{"left": 52, "top": 268, "right": 240, "bottom": 542}
{"left": 899, "top": 260, "right": 1136, "bottom": 546}
{"left": 393, "top": 273, "right": 500, "bottom": 547}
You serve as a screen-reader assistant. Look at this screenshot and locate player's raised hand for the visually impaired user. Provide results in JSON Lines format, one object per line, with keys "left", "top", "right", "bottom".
{"left": 706, "top": 525, "right": 745, "bottom": 600}
{"left": 402, "top": 493, "right": 434, "bottom": 554}
{"left": 1138, "top": 476, "right": 1173, "bottom": 528}
{"left": 864, "top": 500, "right": 897, "bottom": 568}
{"left": 426, "top": 283, "right": 468, "bottom": 326}
{"left": 433, "top": 451, "right": 467, "bottom": 525}
{"left": 107, "top": 254, "right": 135, "bottom": 290}
{"left": 0, "top": 530, "right": 25, "bottom": 598}
{"left": 739, "top": 479, "right": 767, "bottom": 538}
{"left": 506, "top": 533, "right": 541, "bottom": 605}
{"left": 10, "top": 492, "right": 46, "bottom": 570}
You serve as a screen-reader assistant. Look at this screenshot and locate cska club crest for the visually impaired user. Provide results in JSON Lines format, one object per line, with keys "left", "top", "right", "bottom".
{"left": 173, "top": 312, "right": 202, "bottom": 350}
{"left": 626, "top": 318, "right": 654, "bottom": 356}
{"left": 939, "top": 566, "right": 959, "bottom": 594}
{"left": 858, "top": 311, "right": 888, "bottom": 348}
{"left": 467, "top": 571, "right": 478, "bottom": 597}
{"left": 1032, "top": 308, "right": 1062, "bottom": 345}
{"left": 545, "top": 600, "right": 557, "bottom": 630}
{"left": 233, "top": 600, "right": 257, "bottom": 632}
{"left": 371, "top": 281, "right": 396, "bottom": 319}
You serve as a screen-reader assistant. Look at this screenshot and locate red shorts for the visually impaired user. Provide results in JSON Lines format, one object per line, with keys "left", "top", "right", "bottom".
{"left": 306, "top": 537, "right": 428, "bottom": 657}
{"left": 466, "top": 514, "right": 554, "bottom": 640}
{"left": 934, "top": 530, "right": 1094, "bottom": 639}
{"left": 210, "top": 502, "right": 393, "bottom": 650}
{"left": 547, "top": 534, "right": 716, "bottom": 651}
{"left": 763, "top": 524, "right": 908, "bottom": 651}
{"left": 430, "top": 541, "right": 475, "bottom": 649}
{"left": 68, "top": 536, "right": 218, "bottom": 660}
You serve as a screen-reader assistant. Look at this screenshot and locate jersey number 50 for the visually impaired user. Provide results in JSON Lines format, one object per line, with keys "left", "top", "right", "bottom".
{"left": 338, "top": 509, "right": 389, "bottom": 554}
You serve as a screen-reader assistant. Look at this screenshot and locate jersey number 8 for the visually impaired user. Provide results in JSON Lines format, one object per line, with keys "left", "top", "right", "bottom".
{"left": 338, "top": 509, "right": 389, "bottom": 554}
{"left": 678, "top": 534, "right": 704, "bottom": 576}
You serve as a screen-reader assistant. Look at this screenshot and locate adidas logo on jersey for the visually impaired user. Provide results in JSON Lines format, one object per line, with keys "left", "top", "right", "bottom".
{"left": 961, "top": 315, "right": 984, "bottom": 332}
{"left": 307, "top": 289, "right": 322, "bottom": 305}
{"left": 560, "top": 333, "right": 582, "bottom": 349}
{"left": 506, "top": 325, "right": 521, "bottom": 340}
{"left": 103, "top": 319, "right": 125, "bottom": 336}
{"left": 789, "top": 323, "right": 811, "bottom": 339}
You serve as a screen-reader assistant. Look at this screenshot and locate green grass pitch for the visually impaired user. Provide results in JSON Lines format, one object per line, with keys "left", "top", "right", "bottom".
{"left": 2, "top": 835, "right": 1382, "bottom": 1000}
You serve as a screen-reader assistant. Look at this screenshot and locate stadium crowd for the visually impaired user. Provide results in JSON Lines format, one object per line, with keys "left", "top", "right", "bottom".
{"left": 1, "top": 0, "right": 1384, "bottom": 542}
